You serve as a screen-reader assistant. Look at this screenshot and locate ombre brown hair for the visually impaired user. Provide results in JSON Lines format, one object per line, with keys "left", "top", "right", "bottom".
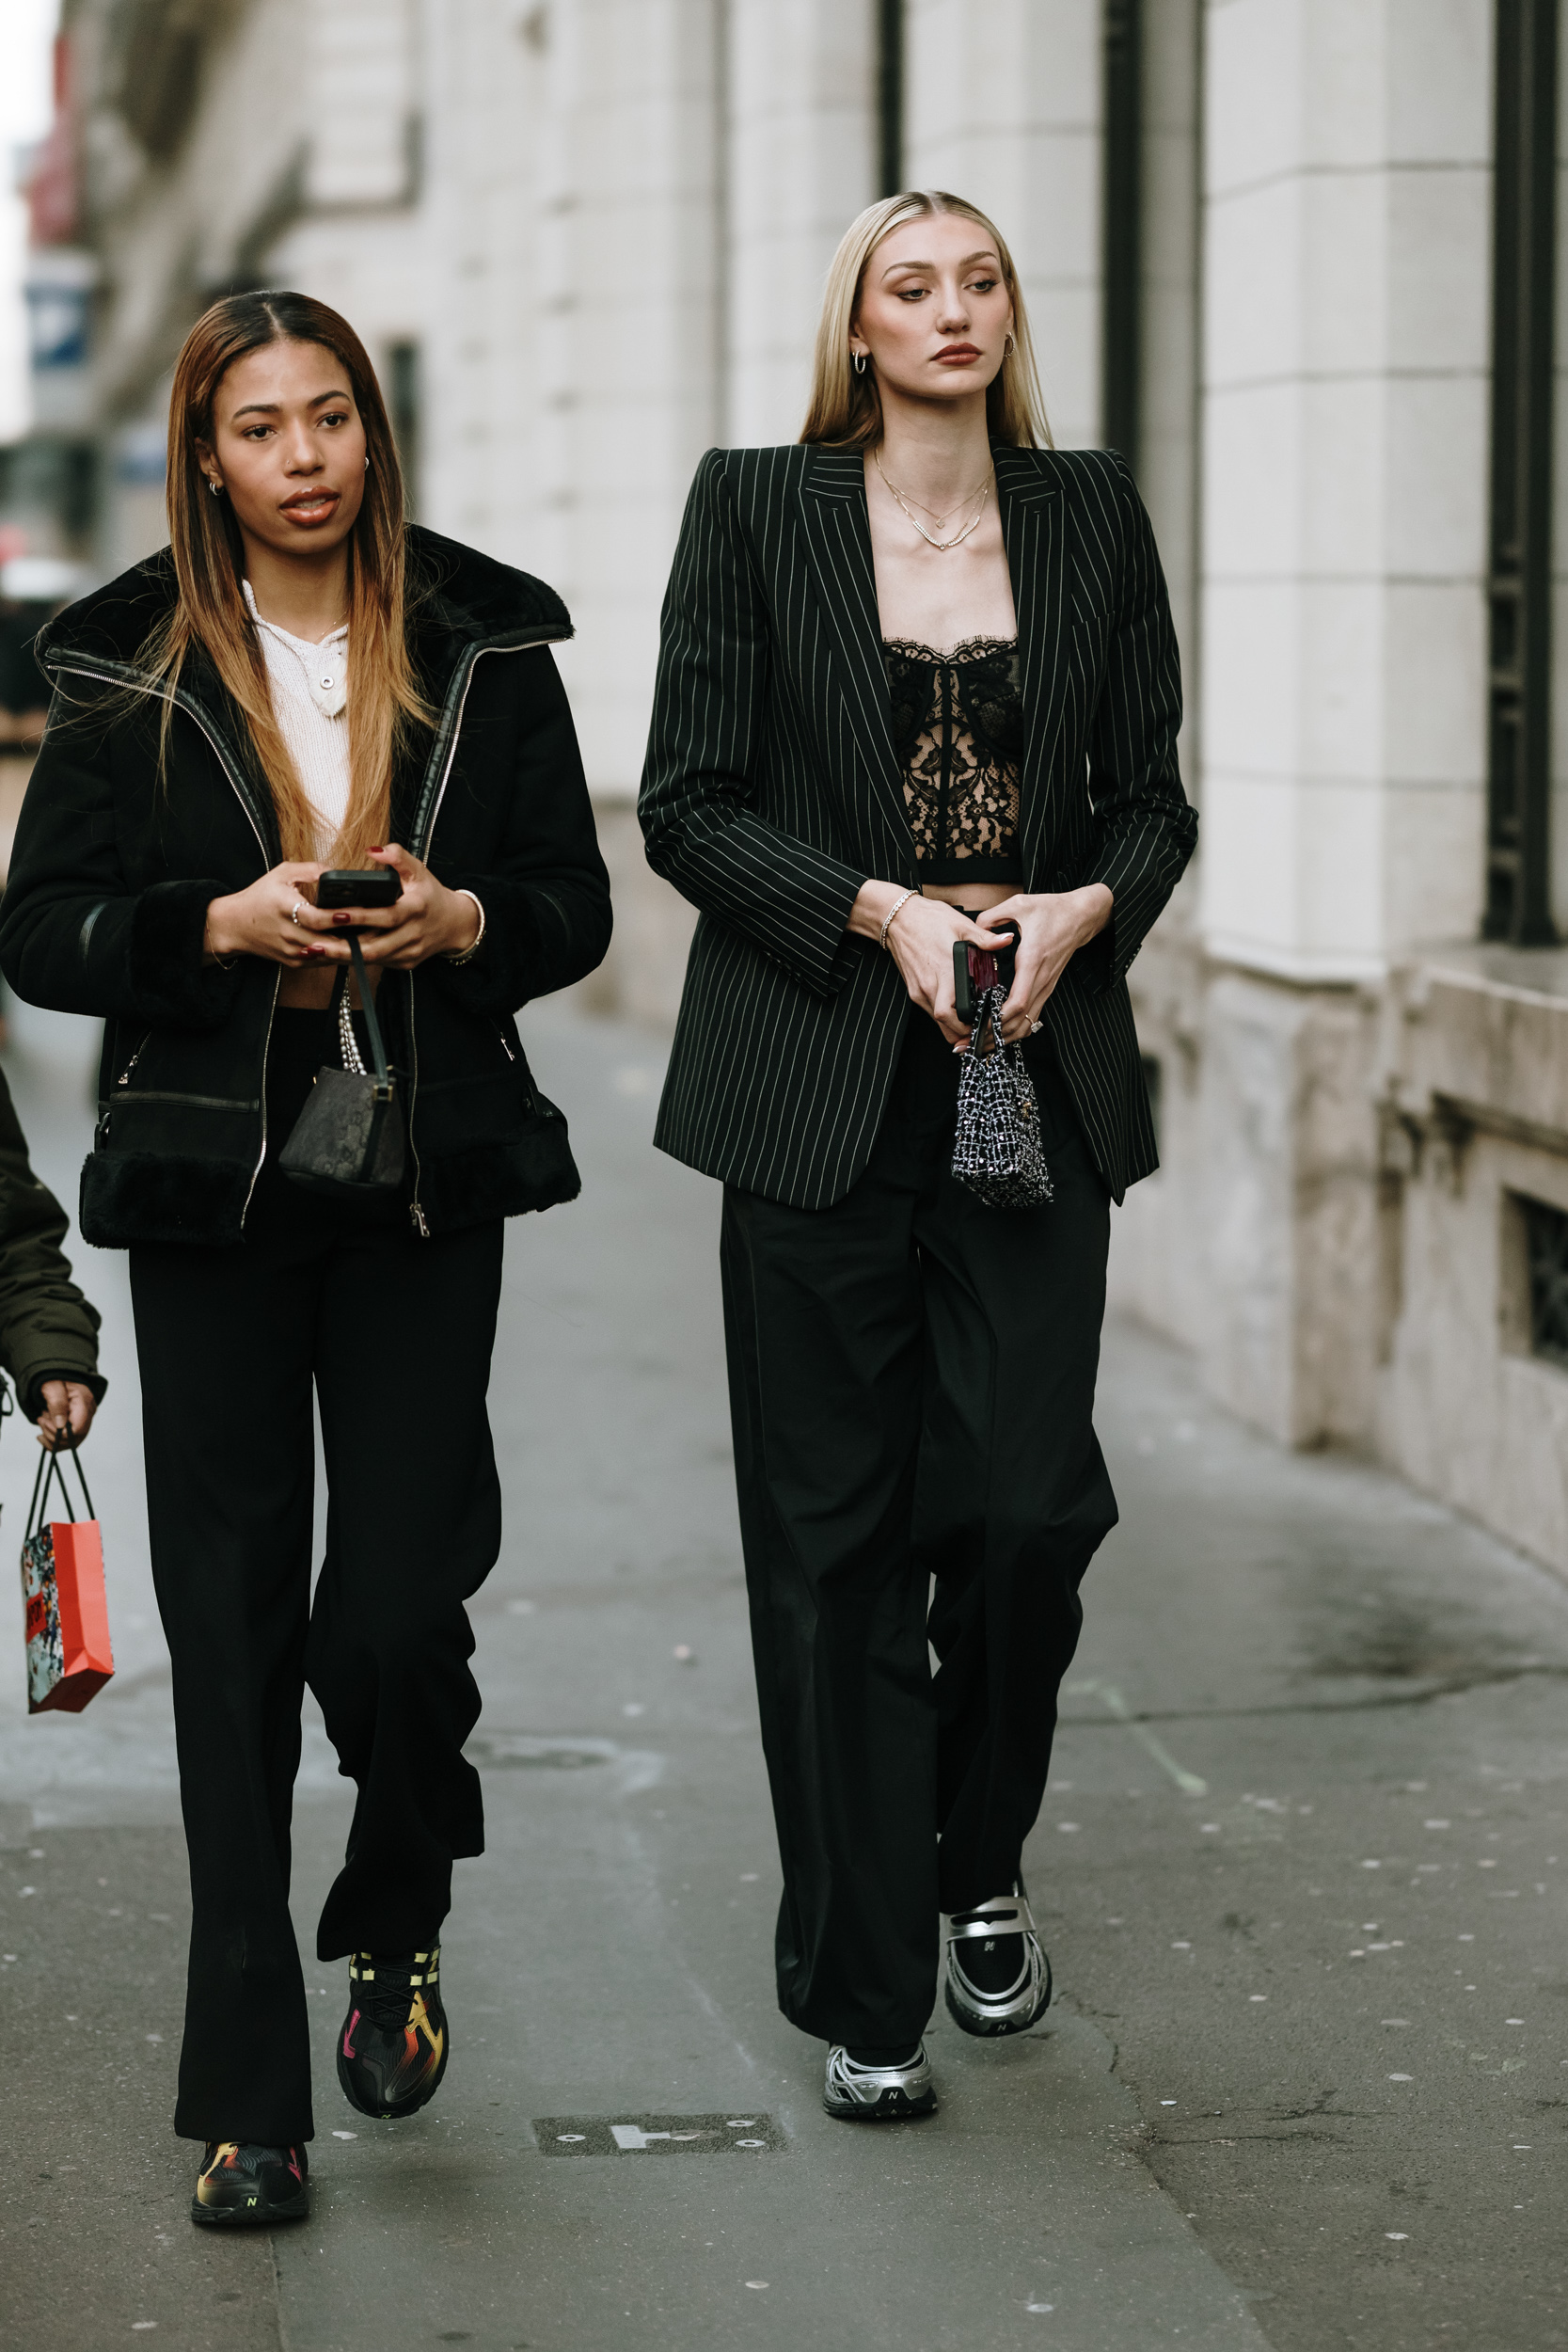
{"left": 149, "top": 290, "right": 429, "bottom": 865}
{"left": 800, "top": 191, "right": 1052, "bottom": 452}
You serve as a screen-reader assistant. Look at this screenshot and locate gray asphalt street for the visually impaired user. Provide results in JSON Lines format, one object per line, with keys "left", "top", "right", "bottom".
{"left": 2, "top": 993, "right": 1565, "bottom": 2352}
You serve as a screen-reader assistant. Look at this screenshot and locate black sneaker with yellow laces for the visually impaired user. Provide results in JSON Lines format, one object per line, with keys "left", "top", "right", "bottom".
{"left": 337, "top": 1945, "right": 449, "bottom": 2120}
{"left": 190, "top": 2140, "right": 309, "bottom": 2227}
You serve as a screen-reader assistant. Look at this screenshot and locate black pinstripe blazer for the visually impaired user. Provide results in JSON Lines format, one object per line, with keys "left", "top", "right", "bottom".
{"left": 638, "top": 440, "right": 1197, "bottom": 1209}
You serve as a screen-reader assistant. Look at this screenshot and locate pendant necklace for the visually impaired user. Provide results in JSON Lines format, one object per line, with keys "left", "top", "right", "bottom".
{"left": 873, "top": 450, "right": 993, "bottom": 551}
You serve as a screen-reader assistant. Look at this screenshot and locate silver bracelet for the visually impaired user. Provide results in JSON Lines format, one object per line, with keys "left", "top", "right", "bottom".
{"left": 879, "top": 889, "right": 917, "bottom": 949}
{"left": 445, "top": 889, "right": 486, "bottom": 965}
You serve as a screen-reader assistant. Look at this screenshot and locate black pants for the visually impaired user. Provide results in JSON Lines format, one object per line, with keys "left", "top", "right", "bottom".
{"left": 721, "top": 1010, "right": 1117, "bottom": 2050}
{"left": 129, "top": 1011, "right": 504, "bottom": 2145}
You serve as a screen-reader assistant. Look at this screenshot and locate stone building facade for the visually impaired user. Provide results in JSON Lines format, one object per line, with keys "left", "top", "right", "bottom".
{"left": 29, "top": 0, "right": 1568, "bottom": 1573}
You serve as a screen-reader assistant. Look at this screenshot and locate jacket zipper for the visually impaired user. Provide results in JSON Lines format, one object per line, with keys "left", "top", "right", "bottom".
{"left": 242, "top": 973, "right": 282, "bottom": 1226}
{"left": 117, "top": 1035, "right": 150, "bottom": 1087}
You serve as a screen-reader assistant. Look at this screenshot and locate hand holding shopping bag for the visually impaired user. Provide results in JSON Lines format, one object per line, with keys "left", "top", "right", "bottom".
{"left": 20, "top": 1426, "right": 112, "bottom": 1713}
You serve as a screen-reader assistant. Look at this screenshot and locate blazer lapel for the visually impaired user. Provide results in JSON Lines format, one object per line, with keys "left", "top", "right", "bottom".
{"left": 794, "top": 447, "right": 917, "bottom": 869}
{"left": 994, "top": 446, "right": 1068, "bottom": 883}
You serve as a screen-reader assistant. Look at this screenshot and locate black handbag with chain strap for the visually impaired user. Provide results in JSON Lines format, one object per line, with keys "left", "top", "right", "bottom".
{"left": 950, "top": 982, "right": 1054, "bottom": 1210}
{"left": 277, "top": 935, "right": 406, "bottom": 1199}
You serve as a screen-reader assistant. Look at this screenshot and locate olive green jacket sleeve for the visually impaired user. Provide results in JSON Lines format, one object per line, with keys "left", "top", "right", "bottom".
{"left": 0, "top": 1065, "right": 104, "bottom": 1420}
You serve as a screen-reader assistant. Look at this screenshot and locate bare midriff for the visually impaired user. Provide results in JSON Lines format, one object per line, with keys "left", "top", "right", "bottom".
{"left": 919, "top": 879, "right": 1017, "bottom": 912}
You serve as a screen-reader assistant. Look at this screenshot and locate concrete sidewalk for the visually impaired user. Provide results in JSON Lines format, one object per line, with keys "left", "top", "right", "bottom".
{"left": 2, "top": 998, "right": 1564, "bottom": 2352}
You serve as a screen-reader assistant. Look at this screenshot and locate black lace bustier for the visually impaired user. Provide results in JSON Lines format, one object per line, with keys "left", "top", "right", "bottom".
{"left": 882, "top": 636, "right": 1024, "bottom": 884}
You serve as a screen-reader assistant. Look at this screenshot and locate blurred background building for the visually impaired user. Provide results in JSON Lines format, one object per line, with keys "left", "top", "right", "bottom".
{"left": 4, "top": 0, "right": 1568, "bottom": 1576}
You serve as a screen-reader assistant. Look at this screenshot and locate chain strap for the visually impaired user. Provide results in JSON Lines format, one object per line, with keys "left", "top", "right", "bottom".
{"left": 338, "top": 980, "right": 366, "bottom": 1076}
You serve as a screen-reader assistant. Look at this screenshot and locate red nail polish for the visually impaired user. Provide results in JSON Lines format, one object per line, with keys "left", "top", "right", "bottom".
{"left": 332, "top": 912, "right": 351, "bottom": 925}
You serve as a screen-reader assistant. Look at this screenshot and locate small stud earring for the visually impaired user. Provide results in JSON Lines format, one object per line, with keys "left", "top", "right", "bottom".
{"left": 852, "top": 350, "right": 867, "bottom": 375}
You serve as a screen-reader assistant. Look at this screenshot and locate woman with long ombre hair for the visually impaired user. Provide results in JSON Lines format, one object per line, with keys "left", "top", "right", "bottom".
{"left": 0, "top": 291, "right": 610, "bottom": 2223}
{"left": 641, "top": 192, "right": 1196, "bottom": 2119}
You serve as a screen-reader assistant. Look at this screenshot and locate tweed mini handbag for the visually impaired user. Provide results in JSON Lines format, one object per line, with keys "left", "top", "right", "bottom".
{"left": 951, "top": 984, "right": 1054, "bottom": 1209}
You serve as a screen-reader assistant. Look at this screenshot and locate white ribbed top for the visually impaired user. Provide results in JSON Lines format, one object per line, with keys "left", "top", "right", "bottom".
{"left": 244, "top": 579, "right": 349, "bottom": 858}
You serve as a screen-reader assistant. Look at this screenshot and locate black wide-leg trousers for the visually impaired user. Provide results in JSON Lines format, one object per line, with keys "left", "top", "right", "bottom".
{"left": 721, "top": 1010, "right": 1117, "bottom": 2051}
{"left": 128, "top": 1011, "right": 504, "bottom": 2145}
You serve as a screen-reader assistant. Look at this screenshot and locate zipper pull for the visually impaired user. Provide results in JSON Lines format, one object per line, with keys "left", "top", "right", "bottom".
{"left": 409, "top": 1201, "right": 431, "bottom": 1239}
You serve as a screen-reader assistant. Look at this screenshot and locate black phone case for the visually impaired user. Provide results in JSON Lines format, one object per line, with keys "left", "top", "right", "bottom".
{"left": 317, "top": 868, "right": 403, "bottom": 911}
{"left": 953, "top": 941, "right": 976, "bottom": 1023}
{"left": 953, "top": 930, "right": 1021, "bottom": 1024}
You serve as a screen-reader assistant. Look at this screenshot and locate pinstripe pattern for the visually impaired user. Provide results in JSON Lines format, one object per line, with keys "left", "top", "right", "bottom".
{"left": 638, "top": 441, "right": 1196, "bottom": 1208}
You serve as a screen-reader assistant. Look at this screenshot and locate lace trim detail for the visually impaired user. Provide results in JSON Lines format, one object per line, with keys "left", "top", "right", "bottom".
{"left": 882, "top": 636, "right": 1023, "bottom": 880}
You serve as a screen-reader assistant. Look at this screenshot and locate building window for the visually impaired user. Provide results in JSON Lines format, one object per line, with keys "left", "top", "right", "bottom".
{"left": 1521, "top": 1194, "right": 1568, "bottom": 1365}
{"left": 1485, "top": 0, "right": 1560, "bottom": 945}
{"left": 387, "top": 341, "right": 420, "bottom": 519}
{"left": 877, "top": 0, "right": 904, "bottom": 198}
{"left": 1101, "top": 0, "right": 1143, "bottom": 470}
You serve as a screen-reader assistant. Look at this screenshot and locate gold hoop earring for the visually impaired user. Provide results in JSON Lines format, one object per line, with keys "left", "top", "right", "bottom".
{"left": 1004, "top": 331, "right": 1016, "bottom": 358}
{"left": 852, "top": 350, "right": 867, "bottom": 375}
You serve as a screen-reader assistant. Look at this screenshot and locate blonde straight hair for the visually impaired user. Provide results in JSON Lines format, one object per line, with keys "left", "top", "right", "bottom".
{"left": 147, "top": 291, "right": 430, "bottom": 866}
{"left": 800, "top": 190, "right": 1053, "bottom": 452}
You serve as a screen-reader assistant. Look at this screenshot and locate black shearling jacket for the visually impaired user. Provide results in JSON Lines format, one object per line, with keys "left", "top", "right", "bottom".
{"left": 0, "top": 528, "right": 612, "bottom": 1248}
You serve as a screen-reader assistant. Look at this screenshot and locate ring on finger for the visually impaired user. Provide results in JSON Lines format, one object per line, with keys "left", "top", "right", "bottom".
{"left": 291, "top": 901, "right": 304, "bottom": 925}
{"left": 1029, "top": 1018, "right": 1043, "bottom": 1034}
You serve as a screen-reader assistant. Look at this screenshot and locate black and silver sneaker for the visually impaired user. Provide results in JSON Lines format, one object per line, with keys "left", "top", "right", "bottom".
{"left": 942, "top": 1880, "right": 1053, "bottom": 2036}
{"left": 337, "top": 1945, "right": 449, "bottom": 2120}
{"left": 190, "top": 2140, "right": 309, "bottom": 2227}
{"left": 823, "top": 2042, "right": 937, "bottom": 2120}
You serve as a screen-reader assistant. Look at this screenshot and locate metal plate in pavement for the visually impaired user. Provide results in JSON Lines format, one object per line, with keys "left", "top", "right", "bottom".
{"left": 533, "top": 2112, "right": 784, "bottom": 2154}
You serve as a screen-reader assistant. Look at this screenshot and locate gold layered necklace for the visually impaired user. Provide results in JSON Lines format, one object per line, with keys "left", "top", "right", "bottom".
{"left": 873, "top": 450, "right": 994, "bottom": 551}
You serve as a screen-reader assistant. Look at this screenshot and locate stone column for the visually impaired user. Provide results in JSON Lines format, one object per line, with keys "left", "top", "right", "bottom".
{"left": 512, "top": 0, "right": 723, "bottom": 811}
{"left": 1191, "top": 0, "right": 1493, "bottom": 1444}
{"left": 723, "top": 0, "right": 879, "bottom": 446}
{"left": 903, "top": 0, "right": 1103, "bottom": 450}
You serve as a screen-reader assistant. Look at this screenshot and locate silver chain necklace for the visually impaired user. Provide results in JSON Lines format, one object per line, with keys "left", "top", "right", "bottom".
{"left": 873, "top": 450, "right": 993, "bottom": 551}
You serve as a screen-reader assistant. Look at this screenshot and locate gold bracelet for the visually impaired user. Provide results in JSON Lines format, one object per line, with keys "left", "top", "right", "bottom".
{"left": 203, "top": 914, "right": 237, "bottom": 971}
{"left": 445, "top": 888, "right": 486, "bottom": 965}
{"left": 879, "top": 889, "right": 916, "bottom": 949}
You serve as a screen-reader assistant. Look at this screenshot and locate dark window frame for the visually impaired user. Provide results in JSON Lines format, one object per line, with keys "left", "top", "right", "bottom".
{"left": 1102, "top": 0, "right": 1143, "bottom": 470}
{"left": 1485, "top": 0, "right": 1560, "bottom": 945}
{"left": 1522, "top": 1193, "right": 1568, "bottom": 1366}
{"left": 387, "top": 341, "right": 420, "bottom": 521}
{"left": 877, "top": 0, "right": 904, "bottom": 199}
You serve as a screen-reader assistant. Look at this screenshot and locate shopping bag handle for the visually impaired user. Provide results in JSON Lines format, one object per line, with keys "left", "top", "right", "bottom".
{"left": 25, "top": 1422, "right": 96, "bottom": 1540}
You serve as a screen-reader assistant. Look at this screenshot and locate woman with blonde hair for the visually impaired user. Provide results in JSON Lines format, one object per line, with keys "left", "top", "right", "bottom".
{"left": 641, "top": 192, "right": 1196, "bottom": 2117}
{"left": 1, "top": 291, "right": 610, "bottom": 2218}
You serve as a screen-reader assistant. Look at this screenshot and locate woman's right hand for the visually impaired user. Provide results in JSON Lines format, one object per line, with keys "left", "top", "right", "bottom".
{"left": 204, "top": 863, "right": 341, "bottom": 967}
{"left": 847, "top": 882, "right": 1004, "bottom": 1046}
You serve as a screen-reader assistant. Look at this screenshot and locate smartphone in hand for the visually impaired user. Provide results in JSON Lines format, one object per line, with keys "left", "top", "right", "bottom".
{"left": 316, "top": 867, "right": 404, "bottom": 912}
{"left": 952, "top": 925, "right": 1019, "bottom": 1022}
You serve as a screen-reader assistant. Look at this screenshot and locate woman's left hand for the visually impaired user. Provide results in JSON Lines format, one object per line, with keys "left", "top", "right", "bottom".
{"left": 321, "top": 844, "right": 481, "bottom": 968}
{"left": 978, "top": 884, "right": 1114, "bottom": 1044}
{"left": 36, "top": 1380, "right": 97, "bottom": 1449}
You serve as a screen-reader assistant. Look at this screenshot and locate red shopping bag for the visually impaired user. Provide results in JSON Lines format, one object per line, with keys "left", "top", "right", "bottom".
{"left": 20, "top": 1434, "right": 112, "bottom": 1714}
